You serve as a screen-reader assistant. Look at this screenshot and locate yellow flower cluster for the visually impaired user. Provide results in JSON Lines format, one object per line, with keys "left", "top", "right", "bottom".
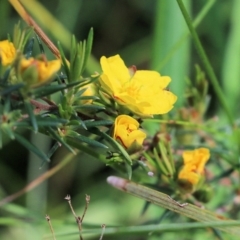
{"left": 0, "top": 39, "right": 61, "bottom": 87}
{"left": 178, "top": 148, "right": 210, "bottom": 186}
{"left": 99, "top": 55, "right": 177, "bottom": 117}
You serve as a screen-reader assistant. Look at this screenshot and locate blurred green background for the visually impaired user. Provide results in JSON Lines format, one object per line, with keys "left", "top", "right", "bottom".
{"left": 0, "top": 0, "right": 240, "bottom": 239}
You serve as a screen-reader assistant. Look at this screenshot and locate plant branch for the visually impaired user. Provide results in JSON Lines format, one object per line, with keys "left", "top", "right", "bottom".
{"left": 9, "top": 0, "right": 61, "bottom": 59}
{"left": 176, "top": 0, "right": 234, "bottom": 126}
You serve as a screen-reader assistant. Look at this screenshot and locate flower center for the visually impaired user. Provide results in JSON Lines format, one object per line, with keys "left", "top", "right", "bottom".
{"left": 122, "top": 81, "right": 141, "bottom": 98}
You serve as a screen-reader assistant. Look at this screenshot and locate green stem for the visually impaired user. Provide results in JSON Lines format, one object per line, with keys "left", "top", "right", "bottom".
{"left": 107, "top": 176, "right": 240, "bottom": 235}
{"left": 176, "top": 0, "right": 234, "bottom": 126}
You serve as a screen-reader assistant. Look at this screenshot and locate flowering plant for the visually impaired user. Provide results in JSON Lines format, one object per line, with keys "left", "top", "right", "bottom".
{"left": 1, "top": 0, "right": 240, "bottom": 239}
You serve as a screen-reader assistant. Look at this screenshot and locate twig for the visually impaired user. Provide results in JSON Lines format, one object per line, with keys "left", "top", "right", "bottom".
{"left": 8, "top": 0, "right": 61, "bottom": 59}
{"left": 45, "top": 215, "right": 56, "bottom": 240}
{"left": 64, "top": 195, "right": 83, "bottom": 240}
{"left": 81, "top": 194, "right": 90, "bottom": 225}
{"left": 30, "top": 99, "right": 58, "bottom": 111}
{"left": 99, "top": 224, "right": 106, "bottom": 240}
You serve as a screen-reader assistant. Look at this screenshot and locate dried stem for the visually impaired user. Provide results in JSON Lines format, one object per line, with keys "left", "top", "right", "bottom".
{"left": 30, "top": 99, "right": 58, "bottom": 111}
{"left": 8, "top": 0, "right": 62, "bottom": 59}
{"left": 99, "top": 224, "right": 106, "bottom": 240}
{"left": 81, "top": 194, "right": 90, "bottom": 224}
{"left": 45, "top": 215, "right": 56, "bottom": 240}
{"left": 64, "top": 195, "right": 83, "bottom": 240}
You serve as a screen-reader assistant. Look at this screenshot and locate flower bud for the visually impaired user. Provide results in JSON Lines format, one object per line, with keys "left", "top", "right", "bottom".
{"left": 113, "top": 115, "right": 146, "bottom": 152}
{"left": 178, "top": 148, "right": 210, "bottom": 193}
{"left": 19, "top": 56, "right": 61, "bottom": 87}
{"left": 0, "top": 40, "right": 16, "bottom": 66}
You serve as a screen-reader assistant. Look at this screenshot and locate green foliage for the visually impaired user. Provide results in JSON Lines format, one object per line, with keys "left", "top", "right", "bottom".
{"left": 1, "top": 0, "right": 240, "bottom": 240}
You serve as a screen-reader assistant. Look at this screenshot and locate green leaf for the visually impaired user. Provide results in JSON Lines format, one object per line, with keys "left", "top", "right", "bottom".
{"left": 46, "top": 127, "right": 76, "bottom": 154}
{"left": 124, "top": 161, "right": 132, "bottom": 180}
{"left": 77, "top": 40, "right": 86, "bottom": 76}
{"left": 47, "top": 142, "right": 60, "bottom": 158}
{"left": 58, "top": 41, "right": 70, "bottom": 79}
{"left": 3, "top": 95, "right": 11, "bottom": 114}
{"left": 0, "top": 83, "right": 24, "bottom": 96}
{"left": 73, "top": 104, "right": 105, "bottom": 111}
{"left": 70, "top": 37, "right": 84, "bottom": 82}
{"left": 1, "top": 124, "right": 15, "bottom": 140}
{"left": 67, "top": 131, "right": 108, "bottom": 149}
{"left": 32, "top": 84, "right": 67, "bottom": 98}
{"left": 84, "top": 120, "right": 113, "bottom": 128}
{"left": 15, "top": 117, "right": 68, "bottom": 127}
{"left": 75, "top": 95, "right": 99, "bottom": 101}
{"left": 70, "top": 35, "right": 77, "bottom": 70}
{"left": 92, "top": 128, "right": 132, "bottom": 179}
{"left": 0, "top": 128, "right": 2, "bottom": 148}
{"left": 24, "top": 37, "right": 34, "bottom": 58}
{"left": 24, "top": 100, "right": 38, "bottom": 132}
{"left": 14, "top": 132, "right": 50, "bottom": 162}
{"left": 82, "top": 28, "right": 94, "bottom": 73}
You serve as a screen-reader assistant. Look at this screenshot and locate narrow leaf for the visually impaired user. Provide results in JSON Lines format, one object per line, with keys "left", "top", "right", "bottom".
{"left": 14, "top": 132, "right": 50, "bottom": 162}
{"left": 92, "top": 128, "right": 132, "bottom": 179}
{"left": 24, "top": 100, "right": 38, "bottom": 132}
{"left": 84, "top": 120, "right": 113, "bottom": 128}
{"left": 33, "top": 84, "right": 68, "bottom": 98}
{"left": 68, "top": 134, "right": 108, "bottom": 149}
{"left": 82, "top": 28, "right": 93, "bottom": 73}
{"left": 0, "top": 83, "right": 24, "bottom": 96}
{"left": 46, "top": 127, "right": 76, "bottom": 154}
{"left": 58, "top": 41, "right": 70, "bottom": 79}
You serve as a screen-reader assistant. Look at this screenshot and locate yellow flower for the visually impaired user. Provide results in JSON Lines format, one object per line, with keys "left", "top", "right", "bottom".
{"left": 99, "top": 55, "right": 177, "bottom": 116}
{"left": 113, "top": 115, "right": 146, "bottom": 149}
{"left": 19, "top": 57, "right": 61, "bottom": 86}
{"left": 79, "top": 83, "right": 96, "bottom": 104}
{"left": 0, "top": 40, "right": 16, "bottom": 66}
{"left": 178, "top": 148, "right": 210, "bottom": 186}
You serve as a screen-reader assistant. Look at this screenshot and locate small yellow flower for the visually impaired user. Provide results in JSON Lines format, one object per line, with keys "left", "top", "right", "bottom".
{"left": 178, "top": 148, "right": 210, "bottom": 186}
{"left": 113, "top": 115, "right": 146, "bottom": 149}
{"left": 79, "top": 83, "right": 96, "bottom": 104}
{"left": 19, "top": 57, "right": 61, "bottom": 86}
{"left": 99, "top": 55, "right": 177, "bottom": 116}
{"left": 0, "top": 40, "right": 16, "bottom": 66}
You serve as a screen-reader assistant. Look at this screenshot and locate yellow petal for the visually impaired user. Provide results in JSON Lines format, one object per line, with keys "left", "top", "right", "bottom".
{"left": 100, "top": 55, "right": 130, "bottom": 93}
{"left": 20, "top": 57, "right": 61, "bottom": 86}
{"left": 178, "top": 148, "right": 210, "bottom": 186}
{"left": 113, "top": 115, "right": 146, "bottom": 149}
{"left": 99, "top": 55, "right": 177, "bottom": 116}
{"left": 0, "top": 40, "right": 16, "bottom": 66}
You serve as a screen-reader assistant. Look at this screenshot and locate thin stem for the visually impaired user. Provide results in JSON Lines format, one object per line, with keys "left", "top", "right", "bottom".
{"left": 8, "top": 0, "right": 62, "bottom": 59}
{"left": 45, "top": 215, "right": 56, "bottom": 240}
{"left": 107, "top": 176, "right": 240, "bottom": 235}
{"left": 64, "top": 195, "right": 83, "bottom": 240}
{"left": 176, "top": 0, "right": 234, "bottom": 126}
{"left": 30, "top": 99, "right": 58, "bottom": 111}
{"left": 81, "top": 195, "right": 90, "bottom": 224}
{"left": 99, "top": 224, "right": 106, "bottom": 240}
